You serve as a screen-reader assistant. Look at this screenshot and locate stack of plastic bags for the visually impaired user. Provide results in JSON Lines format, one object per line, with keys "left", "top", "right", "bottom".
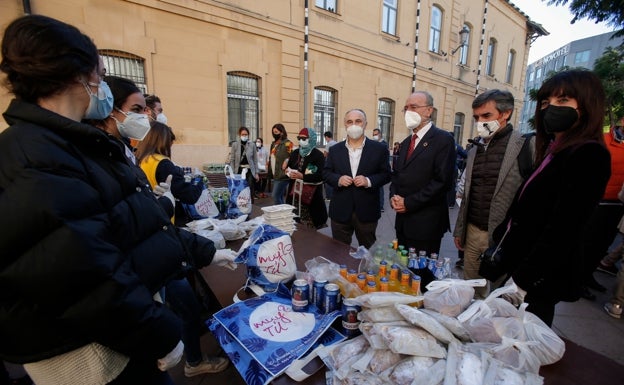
{"left": 183, "top": 215, "right": 265, "bottom": 248}
{"left": 261, "top": 204, "right": 297, "bottom": 234}
{"left": 318, "top": 279, "right": 565, "bottom": 385}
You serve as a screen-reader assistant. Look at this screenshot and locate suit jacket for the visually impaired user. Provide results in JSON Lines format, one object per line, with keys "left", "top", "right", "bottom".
{"left": 453, "top": 127, "right": 534, "bottom": 245}
{"left": 390, "top": 125, "right": 456, "bottom": 241}
{"left": 500, "top": 141, "right": 610, "bottom": 302}
{"left": 323, "top": 138, "right": 391, "bottom": 223}
{"left": 229, "top": 140, "right": 258, "bottom": 177}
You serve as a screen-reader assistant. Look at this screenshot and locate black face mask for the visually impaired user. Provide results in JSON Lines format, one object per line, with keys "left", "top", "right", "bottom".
{"left": 272, "top": 133, "right": 281, "bottom": 140}
{"left": 542, "top": 105, "right": 578, "bottom": 134}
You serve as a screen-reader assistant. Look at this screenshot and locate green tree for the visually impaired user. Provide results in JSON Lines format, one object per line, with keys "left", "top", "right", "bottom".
{"left": 547, "top": 0, "right": 624, "bottom": 38}
{"left": 593, "top": 45, "right": 624, "bottom": 124}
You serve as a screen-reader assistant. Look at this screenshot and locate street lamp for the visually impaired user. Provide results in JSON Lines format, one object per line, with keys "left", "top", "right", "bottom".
{"left": 450, "top": 26, "right": 470, "bottom": 55}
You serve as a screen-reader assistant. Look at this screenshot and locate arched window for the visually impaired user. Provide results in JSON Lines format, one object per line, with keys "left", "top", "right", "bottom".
{"left": 454, "top": 112, "right": 465, "bottom": 143}
{"left": 314, "top": 87, "right": 337, "bottom": 143}
{"left": 486, "top": 38, "right": 497, "bottom": 76}
{"left": 429, "top": 6, "right": 443, "bottom": 53}
{"left": 99, "top": 50, "right": 146, "bottom": 93}
{"left": 377, "top": 98, "right": 395, "bottom": 144}
{"left": 227, "top": 72, "right": 260, "bottom": 143}
{"left": 505, "top": 50, "right": 516, "bottom": 84}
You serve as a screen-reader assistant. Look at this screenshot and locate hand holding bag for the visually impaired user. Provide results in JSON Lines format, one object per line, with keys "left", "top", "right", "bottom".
{"left": 478, "top": 223, "right": 510, "bottom": 282}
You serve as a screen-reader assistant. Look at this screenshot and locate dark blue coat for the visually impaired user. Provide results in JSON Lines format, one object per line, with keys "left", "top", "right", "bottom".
{"left": 323, "top": 138, "right": 391, "bottom": 223}
{"left": 390, "top": 125, "right": 456, "bottom": 241}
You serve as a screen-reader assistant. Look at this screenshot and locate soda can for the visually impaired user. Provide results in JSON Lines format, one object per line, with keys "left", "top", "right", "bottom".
{"left": 341, "top": 298, "right": 361, "bottom": 337}
{"left": 291, "top": 279, "right": 309, "bottom": 312}
{"left": 312, "top": 279, "right": 327, "bottom": 310}
{"left": 323, "top": 283, "right": 341, "bottom": 313}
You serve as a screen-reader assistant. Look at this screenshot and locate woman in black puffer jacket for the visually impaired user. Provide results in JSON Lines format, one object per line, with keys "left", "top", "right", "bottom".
{"left": 0, "top": 15, "right": 233, "bottom": 385}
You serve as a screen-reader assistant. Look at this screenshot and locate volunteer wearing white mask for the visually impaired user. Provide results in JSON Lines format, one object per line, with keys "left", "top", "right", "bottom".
{"left": 323, "top": 109, "right": 391, "bottom": 248}
{"left": 452, "top": 89, "right": 535, "bottom": 299}
{"left": 86, "top": 75, "right": 152, "bottom": 165}
{"left": 390, "top": 91, "right": 456, "bottom": 260}
{"left": 146, "top": 94, "right": 168, "bottom": 125}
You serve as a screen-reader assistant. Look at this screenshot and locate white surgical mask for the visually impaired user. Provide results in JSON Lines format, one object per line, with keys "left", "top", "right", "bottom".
{"left": 241, "top": 135, "right": 248, "bottom": 142}
{"left": 346, "top": 124, "right": 364, "bottom": 139}
{"left": 372, "top": 135, "right": 380, "bottom": 141}
{"left": 114, "top": 110, "right": 151, "bottom": 141}
{"left": 156, "top": 113, "right": 168, "bottom": 125}
{"left": 256, "top": 142, "right": 262, "bottom": 148}
{"left": 405, "top": 110, "right": 422, "bottom": 131}
{"left": 83, "top": 80, "right": 114, "bottom": 120}
{"left": 299, "top": 139, "right": 309, "bottom": 147}
{"left": 477, "top": 120, "right": 500, "bottom": 139}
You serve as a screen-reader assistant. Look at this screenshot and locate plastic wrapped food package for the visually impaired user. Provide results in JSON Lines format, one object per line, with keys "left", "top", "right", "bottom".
{"left": 381, "top": 325, "right": 447, "bottom": 358}
{"left": 395, "top": 303, "right": 458, "bottom": 345}
{"left": 358, "top": 306, "right": 404, "bottom": 323}
{"left": 424, "top": 279, "right": 484, "bottom": 317}
{"left": 421, "top": 308, "right": 472, "bottom": 342}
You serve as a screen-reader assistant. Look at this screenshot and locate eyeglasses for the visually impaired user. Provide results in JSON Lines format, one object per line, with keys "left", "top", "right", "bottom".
{"left": 297, "top": 136, "right": 308, "bottom": 141}
{"left": 403, "top": 104, "right": 432, "bottom": 112}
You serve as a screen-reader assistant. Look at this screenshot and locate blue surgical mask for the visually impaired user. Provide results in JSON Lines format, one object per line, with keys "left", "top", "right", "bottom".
{"left": 114, "top": 109, "right": 151, "bottom": 141}
{"left": 241, "top": 135, "right": 249, "bottom": 142}
{"left": 83, "top": 80, "right": 114, "bottom": 120}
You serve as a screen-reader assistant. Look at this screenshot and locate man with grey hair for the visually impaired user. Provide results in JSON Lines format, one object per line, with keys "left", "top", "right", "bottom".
{"left": 453, "top": 89, "right": 534, "bottom": 298}
{"left": 390, "top": 91, "right": 456, "bottom": 258}
{"left": 324, "top": 109, "right": 391, "bottom": 248}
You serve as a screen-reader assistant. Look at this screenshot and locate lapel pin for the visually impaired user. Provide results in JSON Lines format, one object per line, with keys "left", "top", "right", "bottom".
{"left": 423, "top": 142, "right": 428, "bottom": 147}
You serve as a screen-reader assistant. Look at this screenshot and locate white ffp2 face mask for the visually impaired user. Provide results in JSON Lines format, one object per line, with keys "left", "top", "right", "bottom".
{"left": 156, "top": 113, "right": 168, "bottom": 125}
{"left": 115, "top": 110, "right": 152, "bottom": 141}
{"left": 405, "top": 110, "right": 422, "bottom": 131}
{"left": 346, "top": 124, "right": 364, "bottom": 139}
{"left": 477, "top": 120, "right": 500, "bottom": 139}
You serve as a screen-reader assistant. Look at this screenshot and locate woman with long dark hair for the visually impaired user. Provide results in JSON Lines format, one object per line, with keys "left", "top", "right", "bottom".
{"left": 499, "top": 70, "right": 611, "bottom": 326}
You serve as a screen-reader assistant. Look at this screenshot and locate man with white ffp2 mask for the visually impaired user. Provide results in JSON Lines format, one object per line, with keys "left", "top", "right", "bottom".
{"left": 390, "top": 91, "right": 456, "bottom": 259}
{"left": 453, "top": 89, "right": 535, "bottom": 299}
{"left": 323, "top": 109, "right": 391, "bottom": 248}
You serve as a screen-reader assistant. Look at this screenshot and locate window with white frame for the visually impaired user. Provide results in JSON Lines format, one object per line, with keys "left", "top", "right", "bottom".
{"left": 429, "top": 6, "right": 442, "bottom": 53}
{"left": 454, "top": 113, "right": 465, "bottom": 143}
{"left": 99, "top": 50, "right": 147, "bottom": 93}
{"left": 377, "top": 98, "right": 394, "bottom": 144}
{"left": 315, "top": 0, "right": 337, "bottom": 13}
{"left": 459, "top": 24, "right": 470, "bottom": 65}
{"left": 486, "top": 38, "right": 496, "bottom": 76}
{"left": 314, "top": 87, "right": 337, "bottom": 143}
{"left": 227, "top": 72, "right": 260, "bottom": 144}
{"left": 505, "top": 50, "right": 516, "bottom": 83}
{"left": 382, "top": 0, "right": 397, "bottom": 35}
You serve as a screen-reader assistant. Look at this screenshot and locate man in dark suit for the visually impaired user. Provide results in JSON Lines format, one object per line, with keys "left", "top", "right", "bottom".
{"left": 390, "top": 91, "right": 456, "bottom": 255}
{"left": 323, "top": 109, "right": 391, "bottom": 248}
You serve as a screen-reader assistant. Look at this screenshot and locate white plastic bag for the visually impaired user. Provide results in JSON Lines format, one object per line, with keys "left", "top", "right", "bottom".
{"left": 424, "top": 279, "right": 486, "bottom": 317}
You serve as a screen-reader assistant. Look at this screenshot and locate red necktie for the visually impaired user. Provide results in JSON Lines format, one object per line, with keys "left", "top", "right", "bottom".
{"left": 406, "top": 134, "right": 418, "bottom": 159}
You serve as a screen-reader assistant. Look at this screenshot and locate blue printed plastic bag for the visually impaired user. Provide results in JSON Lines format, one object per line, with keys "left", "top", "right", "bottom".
{"left": 225, "top": 165, "right": 252, "bottom": 218}
{"left": 208, "top": 284, "right": 345, "bottom": 385}
{"left": 235, "top": 224, "right": 297, "bottom": 292}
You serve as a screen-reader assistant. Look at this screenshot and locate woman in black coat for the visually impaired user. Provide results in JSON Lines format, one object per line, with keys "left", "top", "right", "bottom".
{"left": 499, "top": 70, "right": 611, "bottom": 326}
{"left": 0, "top": 15, "right": 234, "bottom": 384}
{"left": 287, "top": 128, "right": 328, "bottom": 229}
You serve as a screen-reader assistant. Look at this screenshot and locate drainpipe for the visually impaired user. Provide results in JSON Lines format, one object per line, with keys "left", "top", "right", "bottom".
{"left": 23, "top": 0, "right": 32, "bottom": 14}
